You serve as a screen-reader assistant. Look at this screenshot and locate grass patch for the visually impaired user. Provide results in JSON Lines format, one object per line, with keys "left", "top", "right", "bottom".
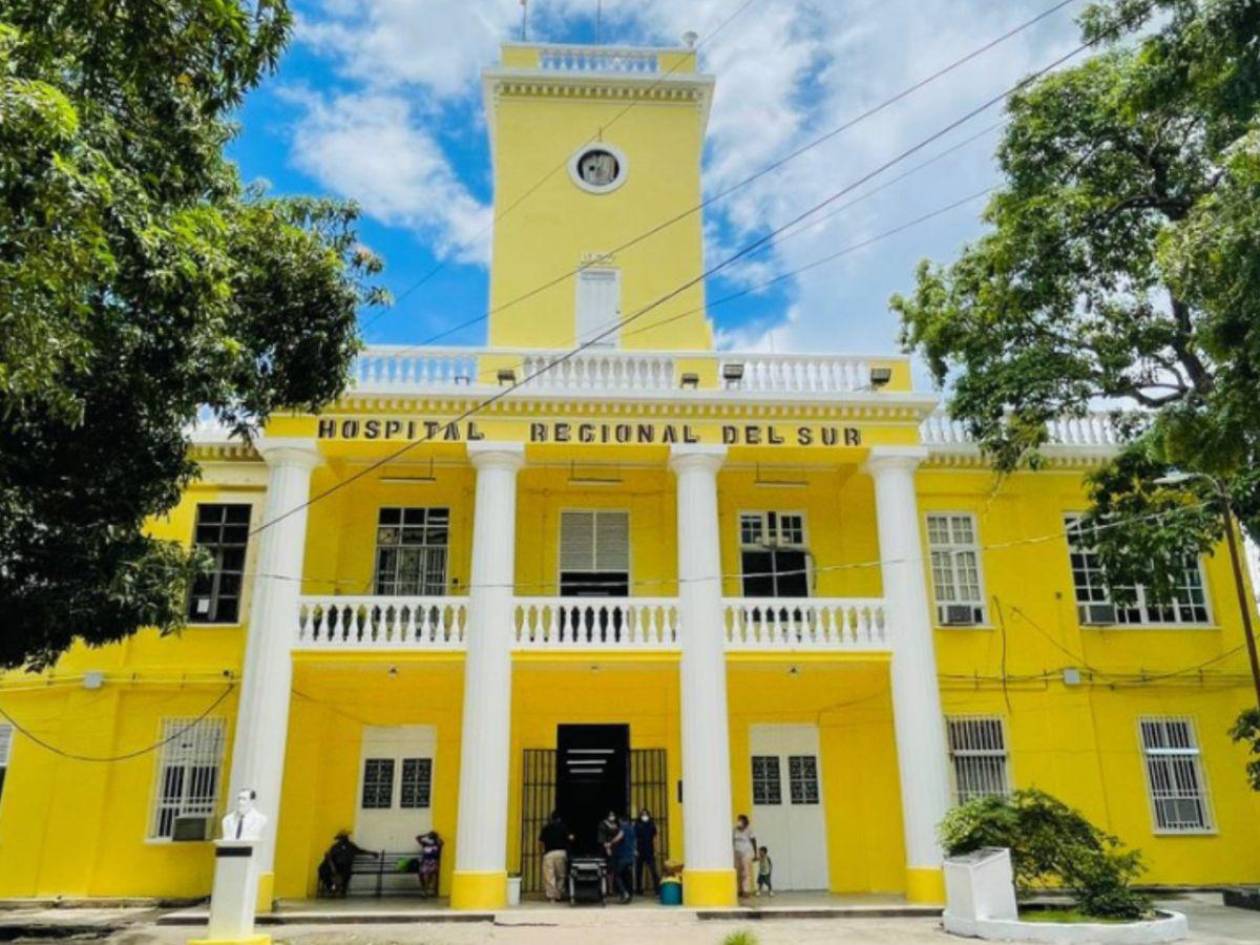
{"left": 1019, "top": 908, "right": 1133, "bottom": 924}
{"left": 721, "top": 932, "right": 760, "bottom": 945}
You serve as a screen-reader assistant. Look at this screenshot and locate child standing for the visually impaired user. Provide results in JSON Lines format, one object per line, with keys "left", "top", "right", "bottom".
{"left": 756, "top": 846, "right": 773, "bottom": 897}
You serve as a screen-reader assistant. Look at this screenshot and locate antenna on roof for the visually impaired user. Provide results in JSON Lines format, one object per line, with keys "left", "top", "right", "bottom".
{"left": 683, "top": 31, "right": 699, "bottom": 49}
{"left": 520, "top": 0, "right": 527, "bottom": 41}
{"left": 596, "top": 0, "right": 602, "bottom": 44}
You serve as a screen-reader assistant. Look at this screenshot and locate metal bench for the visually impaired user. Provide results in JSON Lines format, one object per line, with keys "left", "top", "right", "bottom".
{"left": 346, "top": 849, "right": 442, "bottom": 898}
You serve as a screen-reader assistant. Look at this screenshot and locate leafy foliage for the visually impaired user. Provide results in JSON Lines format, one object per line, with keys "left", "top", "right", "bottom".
{"left": 0, "top": 1, "right": 385, "bottom": 668}
{"left": 891, "top": 0, "right": 1260, "bottom": 781}
{"left": 939, "top": 789, "right": 1150, "bottom": 919}
{"left": 1228, "top": 707, "right": 1260, "bottom": 790}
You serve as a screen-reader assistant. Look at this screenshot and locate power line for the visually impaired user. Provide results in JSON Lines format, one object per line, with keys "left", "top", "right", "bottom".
{"left": 358, "top": 0, "right": 764, "bottom": 337}
{"left": 0, "top": 684, "right": 235, "bottom": 763}
{"left": 245, "top": 34, "right": 1100, "bottom": 543}
{"left": 373, "top": 0, "right": 1081, "bottom": 351}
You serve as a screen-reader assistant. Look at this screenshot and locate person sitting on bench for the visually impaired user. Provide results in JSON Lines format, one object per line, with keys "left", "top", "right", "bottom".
{"left": 318, "top": 830, "right": 370, "bottom": 897}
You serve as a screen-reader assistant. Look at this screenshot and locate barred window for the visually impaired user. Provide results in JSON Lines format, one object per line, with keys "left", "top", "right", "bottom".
{"left": 375, "top": 508, "right": 449, "bottom": 596}
{"left": 927, "top": 513, "right": 986, "bottom": 625}
{"left": 0, "top": 724, "right": 11, "bottom": 804}
{"left": 150, "top": 718, "right": 226, "bottom": 839}
{"left": 399, "top": 757, "right": 432, "bottom": 809}
{"left": 1066, "top": 516, "right": 1210, "bottom": 626}
{"left": 1140, "top": 717, "right": 1212, "bottom": 832}
{"left": 361, "top": 758, "right": 395, "bottom": 809}
{"left": 751, "top": 755, "right": 781, "bottom": 805}
{"left": 787, "top": 754, "right": 820, "bottom": 805}
{"left": 947, "top": 717, "right": 1010, "bottom": 803}
{"left": 187, "top": 504, "right": 251, "bottom": 623}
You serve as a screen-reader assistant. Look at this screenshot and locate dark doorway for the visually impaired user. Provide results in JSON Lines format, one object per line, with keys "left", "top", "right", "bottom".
{"left": 520, "top": 746, "right": 670, "bottom": 894}
{"left": 556, "top": 724, "right": 629, "bottom": 856}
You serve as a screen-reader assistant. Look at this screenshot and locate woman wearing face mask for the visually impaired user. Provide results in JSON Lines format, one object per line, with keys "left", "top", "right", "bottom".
{"left": 634, "top": 808, "right": 659, "bottom": 895}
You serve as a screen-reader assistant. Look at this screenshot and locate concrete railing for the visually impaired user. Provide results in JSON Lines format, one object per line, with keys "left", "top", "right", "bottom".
{"left": 296, "top": 596, "right": 468, "bottom": 650}
{"left": 722, "top": 597, "right": 888, "bottom": 650}
{"left": 512, "top": 597, "right": 680, "bottom": 650}
{"left": 920, "top": 411, "right": 1123, "bottom": 449}
{"left": 538, "top": 47, "right": 659, "bottom": 73}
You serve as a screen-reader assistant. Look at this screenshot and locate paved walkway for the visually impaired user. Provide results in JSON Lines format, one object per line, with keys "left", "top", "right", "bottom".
{"left": 2, "top": 893, "right": 1256, "bottom": 945}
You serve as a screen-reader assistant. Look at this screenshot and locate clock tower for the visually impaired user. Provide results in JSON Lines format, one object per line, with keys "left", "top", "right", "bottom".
{"left": 481, "top": 43, "right": 716, "bottom": 351}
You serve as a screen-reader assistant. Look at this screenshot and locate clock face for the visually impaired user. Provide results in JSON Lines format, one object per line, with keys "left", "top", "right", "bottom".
{"left": 569, "top": 145, "right": 627, "bottom": 193}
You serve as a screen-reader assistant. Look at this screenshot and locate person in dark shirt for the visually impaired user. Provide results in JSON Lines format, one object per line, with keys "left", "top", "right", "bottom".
{"left": 597, "top": 810, "right": 623, "bottom": 898}
{"left": 634, "top": 807, "right": 660, "bottom": 894}
{"left": 538, "top": 811, "right": 572, "bottom": 902}
{"left": 612, "top": 813, "right": 637, "bottom": 904}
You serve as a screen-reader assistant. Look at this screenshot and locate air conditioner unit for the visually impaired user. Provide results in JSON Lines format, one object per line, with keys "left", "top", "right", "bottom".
{"left": 1079, "top": 603, "right": 1117, "bottom": 626}
{"left": 939, "top": 604, "right": 980, "bottom": 627}
{"left": 171, "top": 815, "right": 212, "bottom": 842}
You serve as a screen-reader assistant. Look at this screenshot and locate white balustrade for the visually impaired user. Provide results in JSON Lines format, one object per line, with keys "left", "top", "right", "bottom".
{"left": 539, "top": 47, "right": 659, "bottom": 73}
{"left": 296, "top": 596, "right": 468, "bottom": 649}
{"left": 512, "top": 597, "right": 679, "bottom": 650}
{"left": 353, "top": 348, "right": 479, "bottom": 391}
{"left": 733, "top": 356, "right": 871, "bottom": 394}
{"left": 920, "top": 410, "right": 1122, "bottom": 448}
{"left": 722, "top": 597, "right": 888, "bottom": 650}
{"left": 519, "top": 351, "right": 675, "bottom": 391}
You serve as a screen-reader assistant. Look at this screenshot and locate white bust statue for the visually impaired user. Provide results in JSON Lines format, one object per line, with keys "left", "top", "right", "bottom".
{"left": 221, "top": 789, "right": 268, "bottom": 841}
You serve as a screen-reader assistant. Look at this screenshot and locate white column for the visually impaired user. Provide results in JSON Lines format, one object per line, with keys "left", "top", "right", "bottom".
{"left": 451, "top": 443, "right": 524, "bottom": 910}
{"left": 669, "top": 445, "right": 737, "bottom": 907}
{"left": 226, "top": 437, "right": 320, "bottom": 909}
{"left": 865, "top": 446, "right": 952, "bottom": 904}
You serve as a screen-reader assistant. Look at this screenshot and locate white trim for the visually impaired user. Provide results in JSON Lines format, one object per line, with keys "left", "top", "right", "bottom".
{"left": 737, "top": 509, "right": 811, "bottom": 596}
{"left": 147, "top": 716, "right": 227, "bottom": 840}
{"left": 556, "top": 507, "right": 632, "bottom": 590}
{"left": 568, "top": 141, "right": 630, "bottom": 195}
{"left": 925, "top": 511, "right": 988, "bottom": 626}
{"left": 1137, "top": 716, "right": 1216, "bottom": 835}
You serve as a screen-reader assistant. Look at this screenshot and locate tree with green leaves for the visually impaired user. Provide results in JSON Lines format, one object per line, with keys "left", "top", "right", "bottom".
{"left": 0, "top": 1, "right": 385, "bottom": 669}
{"left": 890, "top": 0, "right": 1260, "bottom": 778}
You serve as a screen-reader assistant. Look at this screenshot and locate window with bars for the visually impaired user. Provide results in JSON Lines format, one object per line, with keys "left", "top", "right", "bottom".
{"left": 399, "top": 757, "right": 432, "bottom": 809}
{"left": 946, "top": 717, "right": 1011, "bottom": 803}
{"left": 559, "top": 510, "right": 630, "bottom": 596}
{"left": 187, "top": 504, "right": 251, "bottom": 623}
{"left": 1065, "top": 516, "right": 1210, "bottom": 626}
{"left": 150, "top": 718, "right": 226, "bottom": 839}
{"left": 927, "top": 513, "right": 986, "bottom": 625}
{"left": 0, "top": 724, "right": 11, "bottom": 805}
{"left": 361, "top": 758, "right": 395, "bottom": 809}
{"left": 374, "top": 508, "right": 450, "bottom": 596}
{"left": 1139, "top": 717, "right": 1212, "bottom": 832}
{"left": 787, "top": 754, "right": 820, "bottom": 805}
{"left": 751, "top": 755, "right": 782, "bottom": 805}
{"left": 739, "top": 511, "right": 809, "bottom": 598}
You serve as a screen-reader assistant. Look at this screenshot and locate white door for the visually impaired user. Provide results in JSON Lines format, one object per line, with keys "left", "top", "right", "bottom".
{"left": 575, "top": 268, "right": 620, "bottom": 346}
{"left": 748, "top": 723, "right": 829, "bottom": 891}
{"left": 354, "top": 725, "right": 436, "bottom": 851}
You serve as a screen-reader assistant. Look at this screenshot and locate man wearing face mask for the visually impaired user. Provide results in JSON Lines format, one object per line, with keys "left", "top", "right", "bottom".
{"left": 634, "top": 807, "right": 660, "bottom": 895}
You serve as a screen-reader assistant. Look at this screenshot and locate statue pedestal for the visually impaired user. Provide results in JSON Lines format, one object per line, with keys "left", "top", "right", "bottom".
{"left": 188, "top": 839, "right": 270, "bottom": 945}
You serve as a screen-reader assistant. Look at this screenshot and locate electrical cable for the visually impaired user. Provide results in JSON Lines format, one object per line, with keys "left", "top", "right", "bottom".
{"left": 243, "top": 35, "right": 1101, "bottom": 543}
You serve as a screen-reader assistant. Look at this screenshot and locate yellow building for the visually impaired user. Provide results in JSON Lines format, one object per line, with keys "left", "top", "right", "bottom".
{"left": 1, "top": 41, "right": 1258, "bottom": 912}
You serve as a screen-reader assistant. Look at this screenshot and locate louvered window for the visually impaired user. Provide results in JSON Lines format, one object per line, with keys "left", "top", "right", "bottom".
{"left": 150, "top": 718, "right": 226, "bottom": 839}
{"left": 559, "top": 510, "right": 629, "bottom": 596}
{"left": 1140, "top": 717, "right": 1212, "bottom": 832}
{"left": 947, "top": 716, "right": 1010, "bottom": 802}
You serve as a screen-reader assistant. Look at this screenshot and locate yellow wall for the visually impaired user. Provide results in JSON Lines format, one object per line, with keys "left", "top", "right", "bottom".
{"left": 486, "top": 48, "right": 713, "bottom": 351}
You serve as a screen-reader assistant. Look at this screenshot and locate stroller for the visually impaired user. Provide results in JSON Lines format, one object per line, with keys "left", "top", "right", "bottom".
{"left": 567, "top": 856, "right": 607, "bottom": 906}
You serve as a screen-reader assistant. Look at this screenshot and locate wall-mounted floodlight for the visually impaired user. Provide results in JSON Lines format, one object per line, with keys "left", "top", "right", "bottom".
{"left": 680, "top": 373, "right": 700, "bottom": 389}
{"left": 722, "top": 362, "right": 745, "bottom": 387}
{"left": 497, "top": 368, "right": 517, "bottom": 386}
{"left": 869, "top": 366, "right": 893, "bottom": 388}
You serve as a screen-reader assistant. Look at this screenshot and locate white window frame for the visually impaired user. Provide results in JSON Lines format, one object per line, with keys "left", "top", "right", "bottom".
{"left": 1139, "top": 716, "right": 1214, "bottom": 834}
{"left": 926, "top": 512, "right": 988, "bottom": 626}
{"left": 946, "top": 716, "right": 1011, "bottom": 803}
{"left": 738, "top": 510, "right": 811, "bottom": 597}
{"left": 574, "top": 267, "right": 621, "bottom": 347}
{"left": 148, "top": 717, "right": 227, "bottom": 841}
{"left": 0, "top": 723, "right": 12, "bottom": 808}
{"left": 558, "top": 508, "right": 631, "bottom": 594}
{"left": 1065, "top": 515, "right": 1212, "bottom": 627}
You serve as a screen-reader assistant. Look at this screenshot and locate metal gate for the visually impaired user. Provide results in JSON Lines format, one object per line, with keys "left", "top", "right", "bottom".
{"left": 519, "top": 748, "right": 669, "bottom": 895}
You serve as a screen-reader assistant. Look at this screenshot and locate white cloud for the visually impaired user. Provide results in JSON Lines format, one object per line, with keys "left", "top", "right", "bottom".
{"left": 284, "top": 88, "right": 492, "bottom": 264}
{"left": 283, "top": 0, "right": 1084, "bottom": 349}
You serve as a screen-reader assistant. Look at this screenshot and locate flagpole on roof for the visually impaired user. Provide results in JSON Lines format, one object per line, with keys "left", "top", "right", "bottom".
{"left": 520, "top": 0, "right": 528, "bottom": 41}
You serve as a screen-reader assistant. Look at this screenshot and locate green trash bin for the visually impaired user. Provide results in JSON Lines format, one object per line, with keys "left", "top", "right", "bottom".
{"left": 659, "top": 878, "right": 683, "bottom": 905}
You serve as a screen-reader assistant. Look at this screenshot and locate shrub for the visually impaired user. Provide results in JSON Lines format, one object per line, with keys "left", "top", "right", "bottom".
{"left": 1229, "top": 707, "right": 1260, "bottom": 791}
{"left": 939, "top": 788, "right": 1150, "bottom": 919}
{"left": 721, "top": 932, "right": 759, "bottom": 945}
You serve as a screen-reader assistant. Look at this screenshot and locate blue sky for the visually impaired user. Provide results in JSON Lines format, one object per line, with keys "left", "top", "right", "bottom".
{"left": 228, "top": 0, "right": 1084, "bottom": 361}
